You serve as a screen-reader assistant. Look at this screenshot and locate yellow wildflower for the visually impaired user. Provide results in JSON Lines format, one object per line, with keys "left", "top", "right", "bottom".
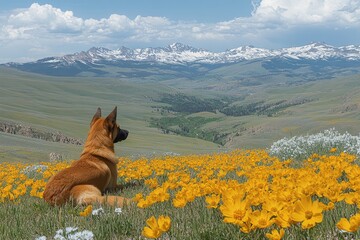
{"left": 205, "top": 194, "right": 220, "bottom": 209}
{"left": 142, "top": 215, "right": 171, "bottom": 239}
{"left": 250, "top": 210, "right": 274, "bottom": 229}
{"left": 158, "top": 215, "right": 171, "bottom": 232}
{"left": 173, "top": 197, "right": 187, "bottom": 208}
{"left": 145, "top": 178, "right": 159, "bottom": 189}
{"left": 291, "top": 196, "right": 323, "bottom": 229}
{"left": 133, "top": 193, "right": 143, "bottom": 202}
{"left": 329, "top": 148, "right": 337, "bottom": 153}
{"left": 266, "top": 229, "right": 285, "bottom": 240}
{"left": 275, "top": 210, "right": 292, "bottom": 228}
{"left": 337, "top": 214, "right": 360, "bottom": 233}
{"left": 137, "top": 199, "right": 151, "bottom": 208}
{"left": 142, "top": 216, "right": 162, "bottom": 239}
{"left": 220, "top": 194, "right": 251, "bottom": 227}
{"left": 263, "top": 199, "right": 284, "bottom": 216}
{"left": 79, "top": 205, "right": 93, "bottom": 217}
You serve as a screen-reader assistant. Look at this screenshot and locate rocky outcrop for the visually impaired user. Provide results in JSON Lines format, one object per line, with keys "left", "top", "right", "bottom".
{"left": 0, "top": 121, "right": 83, "bottom": 145}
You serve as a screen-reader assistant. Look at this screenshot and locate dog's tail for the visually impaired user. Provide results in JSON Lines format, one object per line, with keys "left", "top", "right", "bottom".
{"left": 100, "top": 195, "right": 132, "bottom": 207}
{"left": 70, "top": 184, "right": 132, "bottom": 207}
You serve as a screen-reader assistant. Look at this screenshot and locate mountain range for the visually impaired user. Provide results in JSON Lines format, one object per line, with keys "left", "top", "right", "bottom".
{"left": 7, "top": 42, "right": 360, "bottom": 65}
{"left": 4, "top": 42, "right": 360, "bottom": 77}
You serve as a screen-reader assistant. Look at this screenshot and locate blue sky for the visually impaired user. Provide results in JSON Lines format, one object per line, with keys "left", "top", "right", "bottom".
{"left": 1, "top": 0, "right": 360, "bottom": 63}
{"left": 1, "top": 1, "right": 254, "bottom": 22}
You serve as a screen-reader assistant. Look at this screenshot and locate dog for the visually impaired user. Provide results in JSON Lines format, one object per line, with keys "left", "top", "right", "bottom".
{"left": 43, "top": 107, "right": 131, "bottom": 207}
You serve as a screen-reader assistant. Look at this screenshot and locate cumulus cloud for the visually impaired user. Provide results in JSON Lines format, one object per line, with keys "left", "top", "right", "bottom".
{"left": 0, "top": 1, "right": 359, "bottom": 62}
{"left": 8, "top": 3, "right": 83, "bottom": 33}
{"left": 2, "top": 1, "right": 360, "bottom": 43}
{"left": 252, "top": 0, "right": 360, "bottom": 25}
{"left": 204, "top": 0, "right": 360, "bottom": 48}
{"left": 1, "top": 3, "right": 174, "bottom": 41}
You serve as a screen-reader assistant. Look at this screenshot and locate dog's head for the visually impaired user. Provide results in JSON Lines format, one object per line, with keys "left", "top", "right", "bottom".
{"left": 90, "top": 107, "right": 129, "bottom": 143}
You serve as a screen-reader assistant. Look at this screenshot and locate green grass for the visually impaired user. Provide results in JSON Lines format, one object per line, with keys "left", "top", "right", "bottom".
{"left": 0, "top": 197, "right": 242, "bottom": 240}
{"left": 2, "top": 193, "right": 358, "bottom": 239}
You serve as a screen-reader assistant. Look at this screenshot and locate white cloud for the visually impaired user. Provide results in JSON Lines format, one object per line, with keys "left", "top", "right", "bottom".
{"left": 1, "top": 3, "right": 174, "bottom": 43}
{"left": 252, "top": 0, "right": 360, "bottom": 25}
{"left": 1, "top": 25, "right": 32, "bottom": 40}
{"left": 8, "top": 3, "right": 83, "bottom": 33}
{"left": 2, "top": 1, "right": 360, "bottom": 42}
{"left": 134, "top": 15, "right": 170, "bottom": 28}
{"left": 84, "top": 14, "right": 134, "bottom": 34}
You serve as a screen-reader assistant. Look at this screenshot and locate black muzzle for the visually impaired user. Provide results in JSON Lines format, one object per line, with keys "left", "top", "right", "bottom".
{"left": 114, "top": 128, "right": 129, "bottom": 143}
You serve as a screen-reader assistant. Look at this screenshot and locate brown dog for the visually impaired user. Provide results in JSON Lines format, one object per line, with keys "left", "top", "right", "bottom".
{"left": 43, "top": 107, "right": 131, "bottom": 207}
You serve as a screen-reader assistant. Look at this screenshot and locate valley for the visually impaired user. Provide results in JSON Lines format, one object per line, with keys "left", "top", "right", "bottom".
{"left": 1, "top": 43, "right": 360, "bottom": 162}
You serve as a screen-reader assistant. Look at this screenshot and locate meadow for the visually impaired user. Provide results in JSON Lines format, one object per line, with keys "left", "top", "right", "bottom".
{"left": 1, "top": 66, "right": 360, "bottom": 239}
{"left": 1, "top": 130, "right": 360, "bottom": 239}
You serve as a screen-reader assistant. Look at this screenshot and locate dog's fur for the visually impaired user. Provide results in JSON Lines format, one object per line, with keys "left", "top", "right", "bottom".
{"left": 43, "top": 107, "right": 131, "bottom": 207}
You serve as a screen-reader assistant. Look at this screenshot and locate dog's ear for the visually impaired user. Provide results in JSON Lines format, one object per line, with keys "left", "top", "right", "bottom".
{"left": 91, "top": 107, "right": 102, "bottom": 126}
{"left": 105, "top": 106, "right": 117, "bottom": 126}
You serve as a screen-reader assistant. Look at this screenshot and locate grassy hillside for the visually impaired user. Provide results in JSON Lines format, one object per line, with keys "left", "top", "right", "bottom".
{"left": 1, "top": 65, "right": 360, "bottom": 162}
{"left": 146, "top": 70, "right": 360, "bottom": 149}
{"left": 0, "top": 67, "right": 222, "bottom": 162}
{"left": 219, "top": 73, "right": 360, "bottom": 148}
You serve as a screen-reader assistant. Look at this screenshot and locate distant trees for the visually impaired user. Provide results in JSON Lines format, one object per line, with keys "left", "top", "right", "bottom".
{"left": 155, "top": 93, "right": 314, "bottom": 117}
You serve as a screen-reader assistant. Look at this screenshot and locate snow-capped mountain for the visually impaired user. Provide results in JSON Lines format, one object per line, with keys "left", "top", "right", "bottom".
{"left": 10, "top": 42, "right": 360, "bottom": 67}
{"left": 280, "top": 43, "right": 360, "bottom": 60}
{"left": 4, "top": 42, "right": 360, "bottom": 78}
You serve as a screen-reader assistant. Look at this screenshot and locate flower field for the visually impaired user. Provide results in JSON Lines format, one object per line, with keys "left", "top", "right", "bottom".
{"left": 2, "top": 134, "right": 360, "bottom": 239}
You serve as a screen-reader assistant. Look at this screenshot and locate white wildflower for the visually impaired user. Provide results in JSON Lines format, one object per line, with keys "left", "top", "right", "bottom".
{"left": 53, "top": 227, "right": 94, "bottom": 240}
{"left": 92, "top": 207, "right": 104, "bottom": 216}
{"left": 22, "top": 164, "right": 48, "bottom": 175}
{"left": 35, "top": 236, "right": 47, "bottom": 240}
{"left": 54, "top": 229, "right": 65, "bottom": 240}
{"left": 66, "top": 230, "right": 94, "bottom": 240}
{"left": 115, "top": 208, "right": 122, "bottom": 214}
{"left": 269, "top": 128, "right": 360, "bottom": 160}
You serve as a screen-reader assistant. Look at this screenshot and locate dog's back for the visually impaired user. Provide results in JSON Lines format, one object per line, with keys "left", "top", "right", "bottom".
{"left": 43, "top": 167, "right": 76, "bottom": 205}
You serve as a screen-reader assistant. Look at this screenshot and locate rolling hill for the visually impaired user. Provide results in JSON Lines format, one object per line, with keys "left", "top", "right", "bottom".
{"left": 0, "top": 67, "right": 222, "bottom": 162}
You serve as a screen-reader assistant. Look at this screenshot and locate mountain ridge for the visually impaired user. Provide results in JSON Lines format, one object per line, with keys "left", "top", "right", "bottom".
{"left": 6, "top": 42, "right": 360, "bottom": 67}
{"left": 4, "top": 42, "right": 360, "bottom": 80}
